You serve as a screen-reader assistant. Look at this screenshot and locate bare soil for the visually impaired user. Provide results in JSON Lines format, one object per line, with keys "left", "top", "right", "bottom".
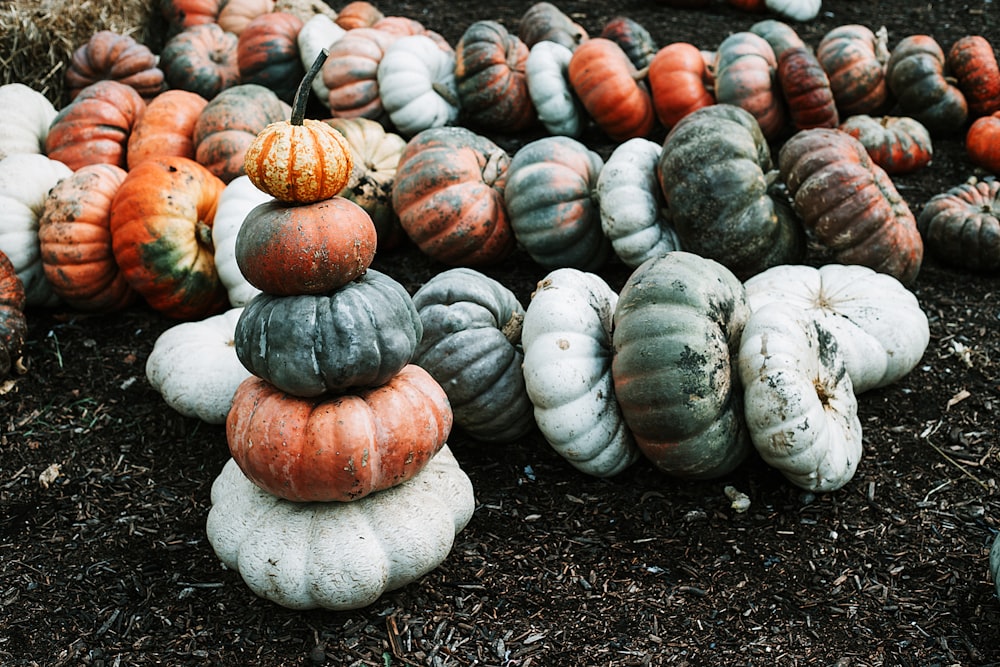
{"left": 3, "top": 1, "right": 1000, "bottom": 665}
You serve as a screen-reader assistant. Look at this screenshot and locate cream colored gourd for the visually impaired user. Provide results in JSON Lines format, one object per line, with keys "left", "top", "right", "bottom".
{"left": 522, "top": 268, "right": 639, "bottom": 477}
{"left": 738, "top": 301, "right": 863, "bottom": 492}
{"left": 0, "top": 153, "right": 73, "bottom": 306}
{"left": 146, "top": 307, "right": 252, "bottom": 424}
{"left": 206, "top": 446, "right": 475, "bottom": 610}
{"left": 0, "top": 83, "right": 58, "bottom": 160}
{"left": 377, "top": 35, "right": 460, "bottom": 137}
{"left": 296, "top": 14, "right": 346, "bottom": 107}
{"left": 596, "top": 137, "right": 682, "bottom": 268}
{"left": 767, "top": 0, "right": 822, "bottom": 22}
{"left": 211, "top": 175, "right": 271, "bottom": 307}
{"left": 743, "top": 264, "right": 929, "bottom": 394}
{"left": 525, "top": 40, "right": 584, "bottom": 137}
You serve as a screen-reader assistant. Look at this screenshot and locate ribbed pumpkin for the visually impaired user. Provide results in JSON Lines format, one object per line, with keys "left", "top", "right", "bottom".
{"left": 966, "top": 111, "right": 1000, "bottom": 173}
{"left": 816, "top": 24, "right": 891, "bottom": 117}
{"left": 777, "top": 46, "right": 839, "bottom": 130}
{"left": 749, "top": 19, "right": 806, "bottom": 59}
{"left": 612, "top": 251, "right": 752, "bottom": 479}
{"left": 237, "top": 12, "right": 306, "bottom": 103}
{"left": 454, "top": 20, "right": 536, "bottom": 133}
{"left": 518, "top": 2, "right": 588, "bottom": 51}
{"left": 778, "top": 128, "right": 923, "bottom": 285}
{"left": 525, "top": 40, "right": 584, "bottom": 137}
{"left": 886, "top": 35, "right": 968, "bottom": 135}
{"left": 0, "top": 250, "right": 27, "bottom": 379}
{"left": 126, "top": 90, "right": 208, "bottom": 170}
{"left": 917, "top": 178, "right": 1000, "bottom": 272}
{"left": 599, "top": 16, "right": 658, "bottom": 70}
{"left": 38, "top": 164, "right": 136, "bottom": 312}
{"left": 657, "top": 104, "right": 805, "bottom": 279}
{"left": 226, "top": 364, "right": 452, "bottom": 502}
{"left": 838, "top": 115, "right": 933, "bottom": 175}
{"left": 568, "top": 37, "right": 655, "bottom": 141}
{"left": 712, "top": 31, "right": 786, "bottom": 140}
{"left": 65, "top": 30, "right": 165, "bottom": 101}
{"left": 218, "top": 0, "right": 275, "bottom": 35}
{"left": 647, "top": 42, "right": 715, "bottom": 129}
{"left": 947, "top": 35, "right": 1000, "bottom": 117}
{"left": 211, "top": 175, "right": 271, "bottom": 307}
{"left": 334, "top": 1, "right": 384, "bottom": 30}
{"left": 109, "top": 156, "right": 228, "bottom": 320}
{"left": 392, "top": 127, "right": 515, "bottom": 267}
{"left": 159, "top": 23, "right": 241, "bottom": 100}
{"left": 233, "top": 269, "right": 422, "bottom": 397}
{"left": 44, "top": 80, "right": 146, "bottom": 171}
{"left": 376, "top": 35, "right": 461, "bottom": 138}
{"left": 234, "top": 197, "right": 377, "bottom": 295}
{"left": 161, "top": 0, "right": 224, "bottom": 35}
{"left": 0, "top": 83, "right": 58, "bottom": 160}
{"left": 193, "top": 83, "right": 291, "bottom": 183}
{"left": 322, "top": 27, "right": 399, "bottom": 121}
{"left": 504, "top": 136, "right": 609, "bottom": 271}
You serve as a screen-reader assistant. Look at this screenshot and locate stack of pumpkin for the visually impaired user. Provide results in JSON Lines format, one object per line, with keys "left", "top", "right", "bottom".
{"left": 202, "top": 56, "right": 475, "bottom": 610}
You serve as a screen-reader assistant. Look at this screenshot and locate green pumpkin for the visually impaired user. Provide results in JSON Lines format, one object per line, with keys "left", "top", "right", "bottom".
{"left": 412, "top": 267, "right": 535, "bottom": 443}
{"left": 233, "top": 269, "right": 422, "bottom": 397}
{"left": 657, "top": 104, "right": 805, "bottom": 280}
{"left": 611, "top": 251, "right": 752, "bottom": 479}
{"left": 886, "top": 35, "right": 968, "bottom": 135}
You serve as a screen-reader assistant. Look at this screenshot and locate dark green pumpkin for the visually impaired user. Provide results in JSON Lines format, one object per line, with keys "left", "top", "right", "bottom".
{"left": 657, "top": 104, "right": 805, "bottom": 280}
{"left": 611, "top": 251, "right": 751, "bottom": 479}
{"left": 233, "top": 269, "right": 422, "bottom": 397}
{"left": 412, "top": 267, "right": 535, "bottom": 443}
{"left": 886, "top": 35, "right": 968, "bottom": 135}
{"left": 504, "top": 136, "right": 610, "bottom": 271}
{"left": 916, "top": 179, "right": 1000, "bottom": 272}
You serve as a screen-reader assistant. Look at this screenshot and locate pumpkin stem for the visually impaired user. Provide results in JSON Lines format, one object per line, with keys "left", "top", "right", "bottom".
{"left": 291, "top": 48, "right": 329, "bottom": 126}
{"left": 432, "top": 80, "right": 461, "bottom": 109}
{"left": 634, "top": 65, "right": 650, "bottom": 81}
{"left": 501, "top": 311, "right": 523, "bottom": 344}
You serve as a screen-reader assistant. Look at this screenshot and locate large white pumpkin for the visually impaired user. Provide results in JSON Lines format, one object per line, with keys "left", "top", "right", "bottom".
{"left": 211, "top": 176, "right": 271, "bottom": 307}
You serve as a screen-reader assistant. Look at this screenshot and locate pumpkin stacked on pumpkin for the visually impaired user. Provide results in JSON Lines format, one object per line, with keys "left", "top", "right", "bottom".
{"left": 205, "top": 53, "right": 474, "bottom": 610}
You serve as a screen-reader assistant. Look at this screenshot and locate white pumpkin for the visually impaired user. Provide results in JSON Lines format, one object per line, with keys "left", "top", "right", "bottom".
{"left": 297, "top": 14, "right": 346, "bottom": 107}
{"left": 206, "top": 445, "right": 475, "bottom": 611}
{"left": 146, "top": 307, "right": 252, "bottom": 424}
{"left": 522, "top": 268, "right": 639, "bottom": 477}
{"left": 0, "top": 153, "right": 72, "bottom": 306}
{"left": 743, "top": 263, "right": 929, "bottom": 394}
{"left": 211, "top": 175, "right": 271, "bottom": 307}
{"left": 0, "top": 83, "right": 58, "bottom": 160}
{"left": 377, "top": 35, "right": 460, "bottom": 137}
{"left": 766, "top": 0, "right": 821, "bottom": 21}
{"left": 525, "top": 40, "right": 584, "bottom": 137}
{"left": 738, "top": 301, "right": 862, "bottom": 492}
{"left": 596, "top": 138, "right": 682, "bottom": 268}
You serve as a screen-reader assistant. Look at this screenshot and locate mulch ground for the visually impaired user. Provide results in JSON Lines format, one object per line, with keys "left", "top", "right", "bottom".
{"left": 2, "top": 1, "right": 1000, "bottom": 665}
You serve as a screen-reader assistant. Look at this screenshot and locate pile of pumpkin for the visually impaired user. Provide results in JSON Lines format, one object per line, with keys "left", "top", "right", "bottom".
{"left": 1, "top": 0, "right": 999, "bottom": 610}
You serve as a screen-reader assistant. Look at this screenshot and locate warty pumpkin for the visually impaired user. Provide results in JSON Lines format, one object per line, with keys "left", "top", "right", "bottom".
{"left": 778, "top": 128, "right": 924, "bottom": 285}
{"left": 126, "top": 89, "right": 208, "bottom": 170}
{"left": 38, "top": 163, "right": 136, "bottom": 313}
{"left": 567, "top": 37, "right": 655, "bottom": 141}
{"left": 159, "top": 23, "right": 241, "bottom": 100}
{"left": 226, "top": 364, "right": 452, "bottom": 502}
{"left": 237, "top": 11, "right": 307, "bottom": 104}
{"left": 454, "top": 20, "right": 537, "bottom": 133}
{"left": 233, "top": 269, "right": 422, "bottom": 397}
{"left": 412, "top": 267, "right": 535, "bottom": 443}
{"left": 243, "top": 50, "right": 355, "bottom": 204}
{"left": 65, "top": 30, "right": 164, "bottom": 101}
{"left": 917, "top": 178, "right": 1000, "bottom": 272}
{"left": 392, "top": 127, "right": 515, "bottom": 267}
{"left": 518, "top": 2, "right": 588, "bottom": 51}
{"left": 522, "top": 268, "right": 639, "bottom": 477}
{"left": 0, "top": 83, "right": 58, "bottom": 160}
{"left": 206, "top": 445, "right": 474, "bottom": 610}
{"left": 0, "top": 250, "right": 27, "bottom": 379}
{"left": 109, "top": 156, "right": 229, "bottom": 320}
{"left": 886, "top": 35, "right": 968, "bottom": 135}
{"left": 611, "top": 251, "right": 752, "bottom": 479}
{"left": 816, "top": 24, "right": 891, "bottom": 117}
{"left": 838, "top": 114, "right": 933, "bottom": 175}
{"left": 44, "top": 80, "right": 147, "bottom": 171}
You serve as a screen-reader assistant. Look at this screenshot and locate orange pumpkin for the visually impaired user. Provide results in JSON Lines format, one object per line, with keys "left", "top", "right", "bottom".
{"left": 193, "top": 83, "right": 291, "bottom": 183}
{"left": 334, "top": 1, "right": 384, "bottom": 30}
{"left": 392, "top": 127, "right": 515, "bottom": 266}
{"left": 947, "top": 35, "right": 1000, "bottom": 117}
{"left": 109, "top": 156, "right": 228, "bottom": 319}
{"left": 966, "top": 111, "right": 1000, "bottom": 173}
{"left": 45, "top": 80, "right": 147, "bottom": 171}
{"left": 127, "top": 89, "right": 209, "bottom": 170}
{"left": 159, "top": 23, "right": 241, "bottom": 100}
{"left": 568, "top": 37, "right": 655, "bottom": 141}
{"left": 65, "top": 30, "right": 165, "bottom": 101}
{"left": 237, "top": 12, "right": 306, "bottom": 103}
{"left": 647, "top": 42, "right": 715, "bottom": 129}
{"left": 713, "top": 31, "right": 786, "bottom": 140}
{"left": 0, "top": 250, "right": 27, "bottom": 378}
{"left": 322, "top": 27, "right": 398, "bottom": 121}
{"left": 243, "top": 51, "right": 355, "bottom": 203}
{"left": 226, "top": 365, "right": 452, "bottom": 502}
{"left": 217, "top": 0, "right": 276, "bottom": 35}
{"left": 838, "top": 115, "right": 933, "bottom": 175}
{"left": 161, "top": 0, "right": 224, "bottom": 35}
{"left": 816, "top": 24, "right": 892, "bottom": 117}
{"left": 38, "top": 164, "right": 136, "bottom": 312}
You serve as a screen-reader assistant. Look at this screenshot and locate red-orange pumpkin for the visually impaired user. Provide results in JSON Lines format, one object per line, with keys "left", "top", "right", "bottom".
{"left": 160, "top": 0, "right": 224, "bottom": 35}
{"left": 712, "top": 31, "right": 786, "bottom": 140}
{"left": 322, "top": 27, "right": 398, "bottom": 121}
{"left": 838, "top": 115, "right": 933, "bottom": 175}
{"left": 159, "top": 23, "right": 241, "bottom": 100}
{"left": 235, "top": 197, "right": 377, "bottom": 295}
{"left": 947, "top": 35, "right": 1000, "bottom": 117}
{"left": 966, "top": 111, "right": 1000, "bottom": 173}
{"left": 647, "top": 42, "right": 715, "bottom": 129}
{"left": 65, "top": 30, "right": 165, "bottom": 101}
{"left": 0, "top": 250, "right": 27, "bottom": 378}
{"left": 237, "top": 12, "right": 306, "bottom": 104}
{"left": 226, "top": 364, "right": 452, "bottom": 502}
{"left": 127, "top": 89, "right": 209, "bottom": 170}
{"left": 334, "top": 1, "right": 384, "bottom": 30}
{"left": 38, "top": 164, "right": 136, "bottom": 313}
{"left": 392, "top": 127, "right": 515, "bottom": 266}
{"left": 777, "top": 45, "right": 839, "bottom": 130}
{"left": 44, "top": 80, "right": 147, "bottom": 171}
{"left": 816, "top": 24, "right": 892, "bottom": 117}
{"left": 217, "top": 0, "right": 276, "bottom": 35}
{"left": 568, "top": 37, "right": 655, "bottom": 141}
{"left": 109, "top": 156, "right": 228, "bottom": 319}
